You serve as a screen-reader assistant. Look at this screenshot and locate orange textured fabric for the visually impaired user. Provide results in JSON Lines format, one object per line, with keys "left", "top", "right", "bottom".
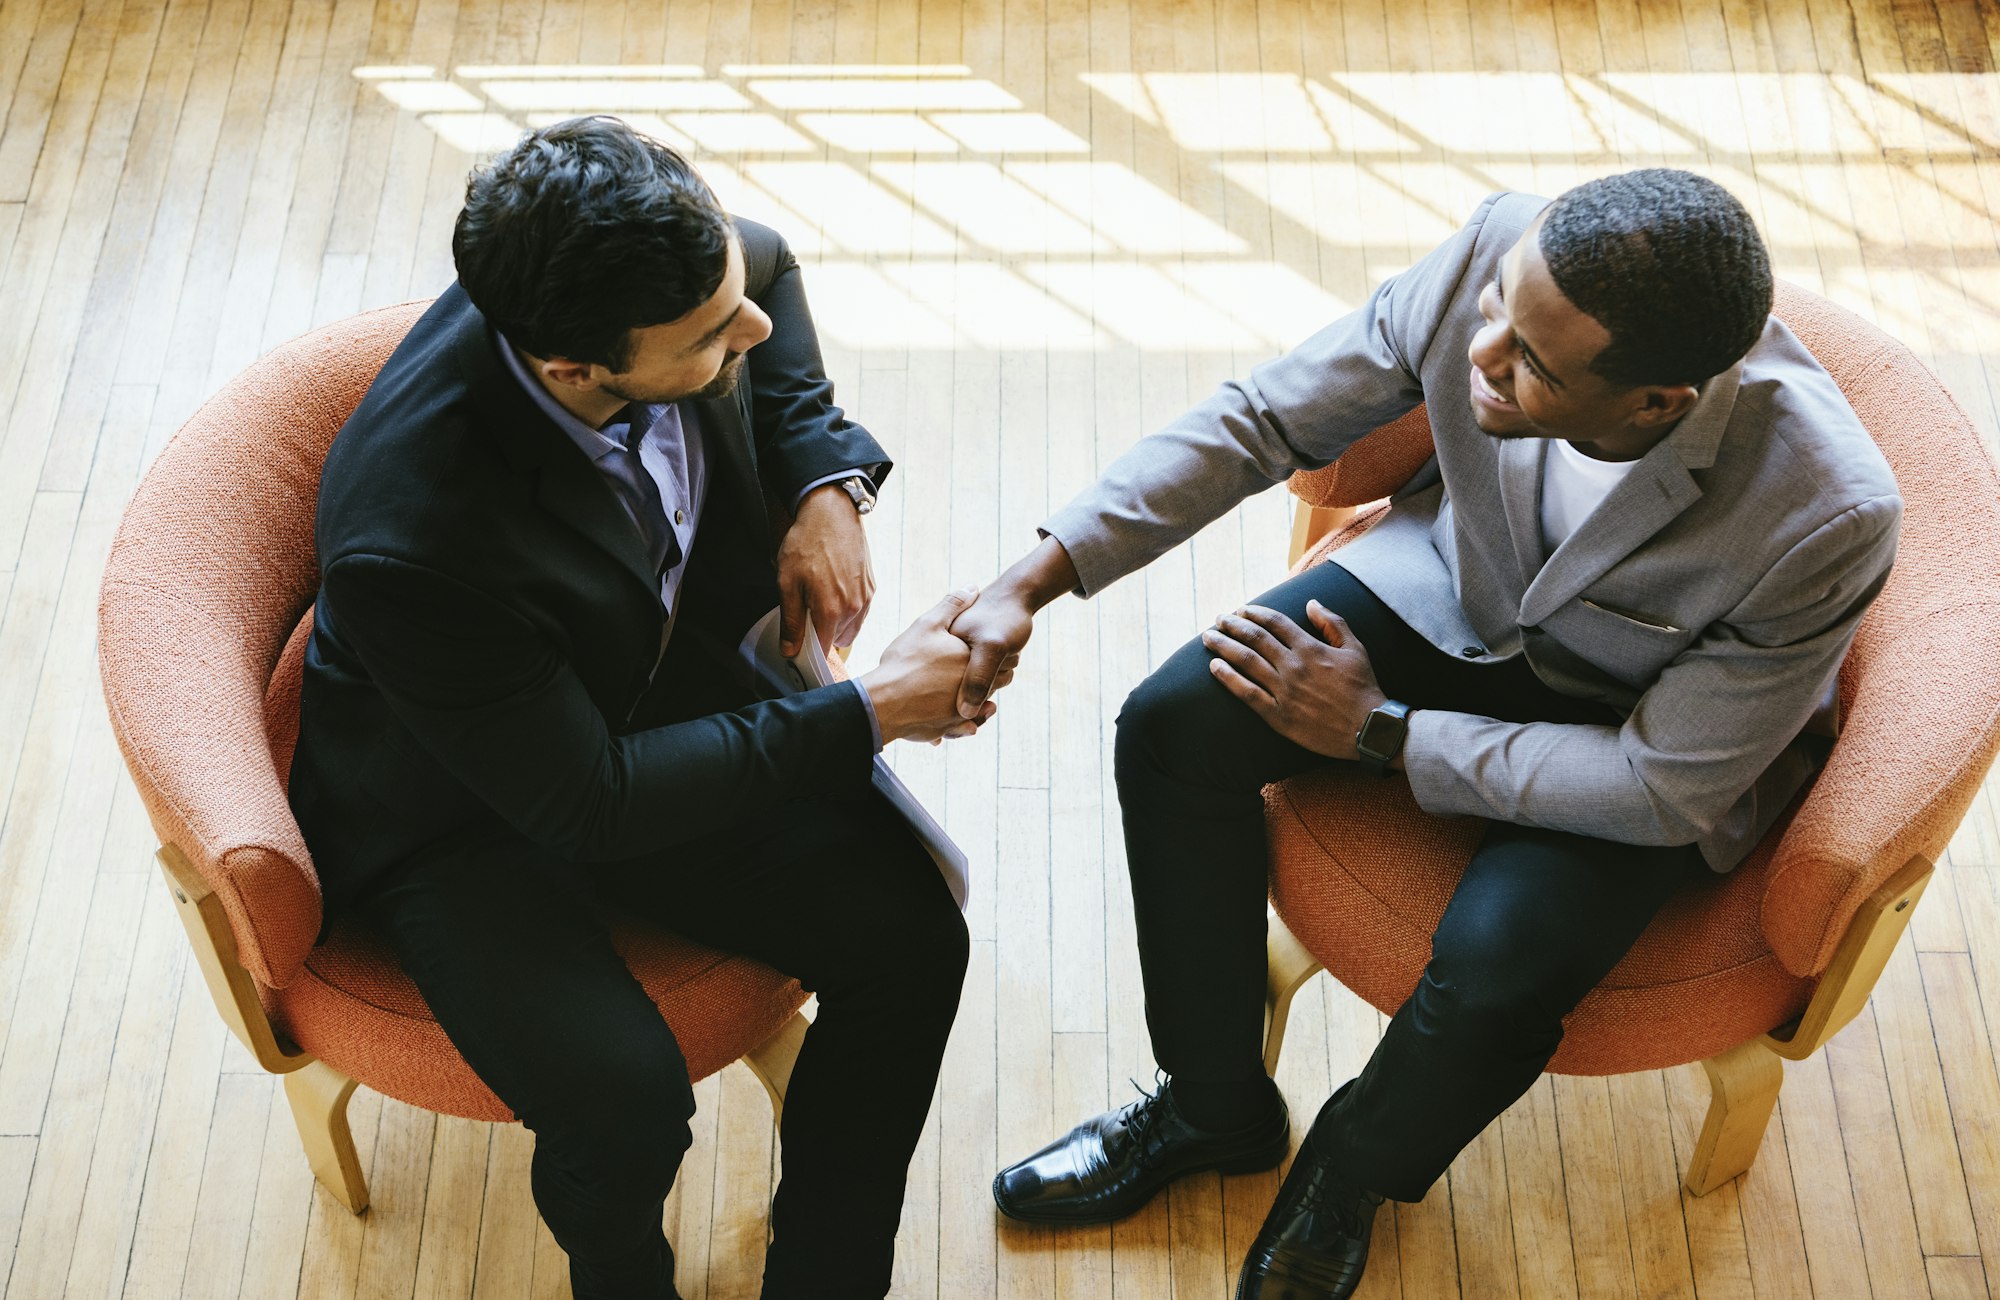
{"left": 100, "top": 300, "right": 432, "bottom": 986}
{"left": 1268, "top": 281, "right": 2000, "bottom": 1074}
{"left": 267, "top": 918, "right": 805, "bottom": 1120}
{"left": 1287, "top": 404, "right": 1436, "bottom": 508}
{"left": 100, "top": 303, "right": 812, "bottom": 1112}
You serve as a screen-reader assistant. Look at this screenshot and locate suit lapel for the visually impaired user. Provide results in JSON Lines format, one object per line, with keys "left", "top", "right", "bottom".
{"left": 531, "top": 448, "right": 665, "bottom": 598}
{"left": 1495, "top": 436, "right": 1547, "bottom": 588}
{"left": 1516, "top": 450, "right": 1701, "bottom": 627}
{"left": 1514, "top": 360, "right": 1742, "bottom": 628}
{"left": 455, "top": 301, "right": 664, "bottom": 603}
{"left": 691, "top": 387, "right": 772, "bottom": 535}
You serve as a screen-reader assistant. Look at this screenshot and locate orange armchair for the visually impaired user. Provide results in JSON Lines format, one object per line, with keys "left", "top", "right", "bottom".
{"left": 97, "top": 302, "right": 812, "bottom": 1215}
{"left": 1260, "top": 281, "right": 2000, "bottom": 1195}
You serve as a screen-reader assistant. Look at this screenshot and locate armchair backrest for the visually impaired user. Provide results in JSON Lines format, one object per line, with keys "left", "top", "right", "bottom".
{"left": 1284, "top": 282, "right": 2000, "bottom": 978}
{"left": 98, "top": 301, "right": 432, "bottom": 987}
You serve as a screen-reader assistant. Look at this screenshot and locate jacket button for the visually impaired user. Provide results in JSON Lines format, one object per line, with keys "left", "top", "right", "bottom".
{"left": 1461, "top": 646, "right": 1483, "bottom": 658}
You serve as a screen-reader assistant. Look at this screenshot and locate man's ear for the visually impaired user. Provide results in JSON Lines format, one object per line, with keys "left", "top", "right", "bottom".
{"left": 1631, "top": 383, "right": 1698, "bottom": 428}
{"left": 539, "top": 355, "right": 602, "bottom": 391}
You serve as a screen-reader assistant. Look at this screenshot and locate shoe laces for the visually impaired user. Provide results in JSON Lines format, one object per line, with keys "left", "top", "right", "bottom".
{"left": 1295, "top": 1152, "right": 1372, "bottom": 1237}
{"left": 1121, "top": 1070, "right": 1171, "bottom": 1151}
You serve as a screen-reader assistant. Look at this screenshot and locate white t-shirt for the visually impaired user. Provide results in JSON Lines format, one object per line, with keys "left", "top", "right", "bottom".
{"left": 1540, "top": 437, "right": 1640, "bottom": 552}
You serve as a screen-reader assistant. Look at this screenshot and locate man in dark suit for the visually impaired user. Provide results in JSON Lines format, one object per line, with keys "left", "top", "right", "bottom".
{"left": 288, "top": 116, "right": 998, "bottom": 1299}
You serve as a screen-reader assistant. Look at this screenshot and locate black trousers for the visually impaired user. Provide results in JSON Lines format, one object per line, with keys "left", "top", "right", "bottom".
{"left": 358, "top": 788, "right": 968, "bottom": 1299}
{"left": 1115, "top": 561, "right": 1708, "bottom": 1202}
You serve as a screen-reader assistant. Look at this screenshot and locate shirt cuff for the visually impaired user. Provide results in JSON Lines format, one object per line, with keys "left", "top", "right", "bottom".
{"left": 795, "top": 469, "right": 876, "bottom": 511}
{"left": 848, "top": 676, "right": 885, "bottom": 753}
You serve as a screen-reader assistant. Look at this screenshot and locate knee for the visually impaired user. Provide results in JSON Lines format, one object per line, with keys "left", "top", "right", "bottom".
{"left": 1114, "top": 662, "right": 1230, "bottom": 789}
{"left": 895, "top": 881, "right": 972, "bottom": 1004}
{"left": 1416, "top": 918, "right": 1572, "bottom": 1051}
{"left": 820, "top": 860, "right": 969, "bottom": 1008}
{"left": 530, "top": 1039, "right": 697, "bottom": 1187}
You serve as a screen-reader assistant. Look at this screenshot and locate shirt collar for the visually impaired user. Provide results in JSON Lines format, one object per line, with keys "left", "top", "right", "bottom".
{"left": 494, "top": 329, "right": 629, "bottom": 465}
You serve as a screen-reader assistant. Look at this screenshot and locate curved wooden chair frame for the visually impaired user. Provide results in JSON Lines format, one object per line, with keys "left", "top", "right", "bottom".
{"left": 156, "top": 842, "right": 808, "bottom": 1214}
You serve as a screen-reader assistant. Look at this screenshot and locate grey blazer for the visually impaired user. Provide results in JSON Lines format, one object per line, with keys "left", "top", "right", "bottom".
{"left": 1041, "top": 192, "right": 1903, "bottom": 871}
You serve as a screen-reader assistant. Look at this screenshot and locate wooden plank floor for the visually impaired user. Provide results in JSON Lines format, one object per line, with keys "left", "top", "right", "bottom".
{"left": 3, "top": 0, "right": 2000, "bottom": 1294}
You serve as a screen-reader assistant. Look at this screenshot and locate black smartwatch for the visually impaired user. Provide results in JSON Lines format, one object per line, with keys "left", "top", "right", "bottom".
{"left": 1355, "top": 699, "right": 1412, "bottom": 777}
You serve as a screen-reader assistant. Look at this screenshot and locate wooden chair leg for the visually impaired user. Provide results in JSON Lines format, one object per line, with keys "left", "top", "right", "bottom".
{"left": 1682, "top": 1038, "right": 1785, "bottom": 1196}
{"left": 1264, "top": 909, "right": 1326, "bottom": 1077}
{"left": 742, "top": 1010, "right": 812, "bottom": 1124}
{"left": 283, "top": 1059, "right": 369, "bottom": 1213}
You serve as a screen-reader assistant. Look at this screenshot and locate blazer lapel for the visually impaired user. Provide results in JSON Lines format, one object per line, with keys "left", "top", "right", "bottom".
{"left": 690, "top": 388, "right": 772, "bottom": 534}
{"left": 1495, "top": 436, "right": 1547, "bottom": 589}
{"left": 1516, "top": 449, "right": 1701, "bottom": 627}
{"left": 457, "top": 307, "right": 664, "bottom": 603}
{"left": 531, "top": 448, "right": 665, "bottom": 599}
{"left": 1514, "top": 360, "right": 1743, "bottom": 629}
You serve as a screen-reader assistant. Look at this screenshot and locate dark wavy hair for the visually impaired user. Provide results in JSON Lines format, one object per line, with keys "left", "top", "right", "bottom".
{"left": 1539, "top": 169, "right": 1773, "bottom": 388}
{"left": 451, "top": 115, "right": 733, "bottom": 372}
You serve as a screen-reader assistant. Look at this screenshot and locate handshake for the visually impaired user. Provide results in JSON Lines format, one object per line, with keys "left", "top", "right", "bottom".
{"left": 855, "top": 537, "right": 1079, "bottom": 746}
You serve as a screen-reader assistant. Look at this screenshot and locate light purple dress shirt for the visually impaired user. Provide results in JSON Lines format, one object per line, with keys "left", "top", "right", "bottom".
{"left": 496, "top": 332, "right": 881, "bottom": 749}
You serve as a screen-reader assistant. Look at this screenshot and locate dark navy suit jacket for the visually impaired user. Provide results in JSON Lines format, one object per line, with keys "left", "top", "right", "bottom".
{"left": 289, "top": 218, "right": 891, "bottom": 919}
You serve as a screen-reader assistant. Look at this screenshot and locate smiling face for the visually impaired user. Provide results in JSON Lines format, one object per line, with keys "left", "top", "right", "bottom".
{"left": 1467, "top": 216, "right": 1699, "bottom": 459}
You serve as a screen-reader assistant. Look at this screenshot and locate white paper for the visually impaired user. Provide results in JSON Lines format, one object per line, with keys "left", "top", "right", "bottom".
{"left": 738, "top": 609, "right": 970, "bottom": 910}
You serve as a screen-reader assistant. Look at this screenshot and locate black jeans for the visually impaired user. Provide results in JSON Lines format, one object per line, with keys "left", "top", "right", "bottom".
{"left": 358, "top": 788, "right": 968, "bottom": 1299}
{"left": 1115, "top": 561, "right": 1706, "bottom": 1202}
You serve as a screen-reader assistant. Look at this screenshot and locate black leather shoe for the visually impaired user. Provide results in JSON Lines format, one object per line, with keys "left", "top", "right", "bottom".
{"left": 1235, "top": 1134, "right": 1383, "bottom": 1299}
{"left": 993, "top": 1079, "right": 1289, "bottom": 1224}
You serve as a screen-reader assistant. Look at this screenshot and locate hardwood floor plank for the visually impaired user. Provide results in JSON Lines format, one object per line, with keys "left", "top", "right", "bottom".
{"left": 469, "top": 1122, "right": 539, "bottom": 1300}
{"left": 411, "top": 1116, "right": 493, "bottom": 1300}
{"left": 1781, "top": 1051, "right": 1874, "bottom": 1300}
{"left": 4, "top": 0, "right": 168, "bottom": 498}
{"left": 179, "top": 1072, "right": 275, "bottom": 1300}
{"left": 1500, "top": 1075, "right": 1581, "bottom": 1300}
{"left": 0, "top": 1136, "right": 37, "bottom": 1297}
{"left": 1919, "top": 941, "right": 2000, "bottom": 1291}
{"left": 228, "top": 1074, "right": 316, "bottom": 1300}
{"left": 54, "top": 868, "right": 185, "bottom": 1300}
{"left": 1, "top": 873, "right": 145, "bottom": 1300}
{"left": 1553, "top": 1074, "right": 1639, "bottom": 1299}
{"left": 1926, "top": 1253, "right": 1993, "bottom": 1299}
{"left": 35, "top": 0, "right": 208, "bottom": 494}
{"left": 1874, "top": 933, "right": 1981, "bottom": 1256}
{"left": 1824, "top": 1003, "right": 1939, "bottom": 1297}
{"left": 0, "top": 0, "right": 85, "bottom": 205}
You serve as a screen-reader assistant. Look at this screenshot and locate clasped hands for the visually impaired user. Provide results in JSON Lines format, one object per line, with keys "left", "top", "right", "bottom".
{"left": 943, "top": 590, "right": 1388, "bottom": 761}
{"left": 787, "top": 493, "right": 1388, "bottom": 754}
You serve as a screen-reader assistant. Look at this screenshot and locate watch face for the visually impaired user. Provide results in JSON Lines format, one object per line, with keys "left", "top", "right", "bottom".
{"left": 1358, "top": 709, "right": 1408, "bottom": 757}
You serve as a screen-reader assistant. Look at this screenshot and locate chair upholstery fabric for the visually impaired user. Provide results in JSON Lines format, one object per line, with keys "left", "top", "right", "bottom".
{"left": 101, "top": 302, "right": 809, "bottom": 1114}
{"left": 1270, "top": 281, "right": 2000, "bottom": 1075}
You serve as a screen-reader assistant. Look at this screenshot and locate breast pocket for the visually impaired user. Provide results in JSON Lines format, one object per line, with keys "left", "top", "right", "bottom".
{"left": 1545, "top": 596, "right": 1696, "bottom": 688}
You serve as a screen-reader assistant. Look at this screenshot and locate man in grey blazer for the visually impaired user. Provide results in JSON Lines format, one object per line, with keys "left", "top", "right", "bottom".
{"left": 951, "top": 170, "right": 1901, "bottom": 1297}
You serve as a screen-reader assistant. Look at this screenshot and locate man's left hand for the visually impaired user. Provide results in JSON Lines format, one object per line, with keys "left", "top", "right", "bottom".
{"left": 1201, "top": 601, "right": 1388, "bottom": 761}
{"left": 778, "top": 484, "right": 875, "bottom": 655}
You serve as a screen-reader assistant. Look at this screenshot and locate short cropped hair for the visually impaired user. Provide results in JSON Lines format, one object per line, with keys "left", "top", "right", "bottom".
{"left": 451, "top": 115, "right": 734, "bottom": 371}
{"left": 1538, "top": 169, "right": 1773, "bottom": 388}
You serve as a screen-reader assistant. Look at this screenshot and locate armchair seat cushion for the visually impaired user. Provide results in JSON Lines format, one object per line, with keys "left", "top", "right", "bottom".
{"left": 268, "top": 919, "right": 809, "bottom": 1121}
{"left": 1266, "top": 770, "right": 1812, "bottom": 1077}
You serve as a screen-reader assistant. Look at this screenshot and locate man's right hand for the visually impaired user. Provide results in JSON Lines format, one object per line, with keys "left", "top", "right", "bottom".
{"left": 860, "top": 589, "right": 1014, "bottom": 744}
{"left": 949, "top": 535, "right": 1081, "bottom": 718}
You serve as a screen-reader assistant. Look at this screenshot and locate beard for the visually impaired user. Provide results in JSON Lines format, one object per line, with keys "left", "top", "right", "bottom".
{"left": 690, "top": 351, "right": 746, "bottom": 400}
{"left": 602, "top": 352, "right": 747, "bottom": 406}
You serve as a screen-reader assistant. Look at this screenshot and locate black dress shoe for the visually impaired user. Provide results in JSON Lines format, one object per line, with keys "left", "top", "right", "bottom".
{"left": 1235, "top": 1134, "right": 1383, "bottom": 1299}
{"left": 993, "top": 1080, "right": 1289, "bottom": 1224}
